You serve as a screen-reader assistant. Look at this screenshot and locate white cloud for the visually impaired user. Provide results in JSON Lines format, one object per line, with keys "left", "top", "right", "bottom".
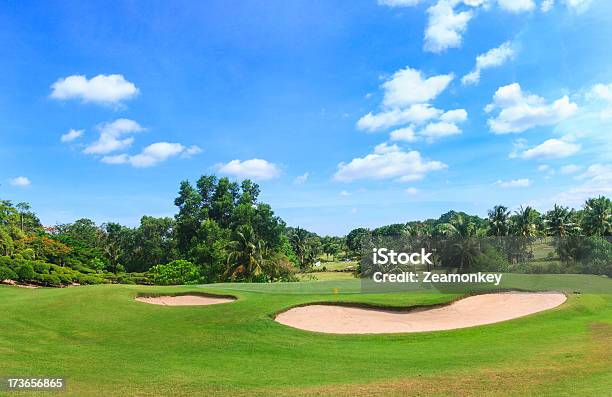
{"left": 333, "top": 144, "right": 446, "bottom": 182}
{"left": 551, "top": 163, "right": 611, "bottom": 206}
{"left": 563, "top": 0, "right": 592, "bottom": 12}
{"left": 560, "top": 164, "right": 582, "bottom": 174}
{"left": 419, "top": 109, "right": 467, "bottom": 141}
{"left": 588, "top": 83, "right": 612, "bottom": 119}
{"left": 508, "top": 138, "right": 528, "bottom": 159}
{"left": 420, "top": 121, "right": 461, "bottom": 140}
{"left": 106, "top": 144, "right": 174, "bottom": 166}
{"left": 541, "top": 0, "right": 554, "bottom": 12}
{"left": 129, "top": 142, "right": 186, "bottom": 167}
{"left": 425, "top": 1, "right": 473, "bottom": 53}
{"left": 381, "top": 67, "right": 453, "bottom": 108}
{"left": 378, "top": 0, "right": 422, "bottom": 6}
{"left": 101, "top": 144, "right": 174, "bottom": 167}
{"left": 462, "top": 42, "right": 514, "bottom": 85}
{"left": 374, "top": 142, "right": 401, "bottom": 154}
{"left": 575, "top": 163, "right": 612, "bottom": 181}
{"left": 181, "top": 145, "right": 202, "bottom": 159}
{"left": 340, "top": 190, "right": 351, "bottom": 196}
{"left": 9, "top": 176, "right": 31, "bottom": 187}
{"left": 217, "top": 159, "right": 281, "bottom": 181}
{"left": 101, "top": 142, "right": 198, "bottom": 168}
{"left": 590, "top": 83, "right": 612, "bottom": 101}
{"left": 60, "top": 128, "right": 84, "bottom": 143}
{"left": 357, "top": 104, "right": 441, "bottom": 131}
{"left": 486, "top": 83, "right": 577, "bottom": 133}
{"left": 50, "top": 74, "right": 138, "bottom": 105}
{"left": 497, "top": 0, "right": 535, "bottom": 12}
{"left": 520, "top": 138, "right": 581, "bottom": 159}
{"left": 538, "top": 164, "right": 551, "bottom": 172}
{"left": 390, "top": 126, "right": 418, "bottom": 142}
{"left": 84, "top": 119, "right": 144, "bottom": 155}
{"left": 294, "top": 172, "right": 309, "bottom": 185}
{"left": 440, "top": 108, "right": 468, "bottom": 123}
{"left": 494, "top": 178, "right": 531, "bottom": 188}
{"left": 101, "top": 154, "right": 129, "bottom": 165}
{"left": 405, "top": 187, "right": 419, "bottom": 194}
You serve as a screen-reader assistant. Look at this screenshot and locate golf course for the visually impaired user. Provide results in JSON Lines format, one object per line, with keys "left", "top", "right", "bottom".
{"left": 1, "top": 274, "right": 611, "bottom": 396}
{"left": 3, "top": 2, "right": 612, "bottom": 394}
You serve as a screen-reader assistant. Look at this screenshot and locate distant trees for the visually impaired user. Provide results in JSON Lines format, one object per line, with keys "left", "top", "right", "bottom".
{"left": 1, "top": 178, "right": 610, "bottom": 286}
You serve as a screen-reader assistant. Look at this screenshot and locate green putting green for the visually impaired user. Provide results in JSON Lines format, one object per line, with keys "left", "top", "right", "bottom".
{"left": 1, "top": 274, "right": 611, "bottom": 396}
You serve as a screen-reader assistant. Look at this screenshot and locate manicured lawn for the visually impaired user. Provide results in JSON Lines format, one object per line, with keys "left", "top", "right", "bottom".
{"left": 0, "top": 275, "right": 611, "bottom": 396}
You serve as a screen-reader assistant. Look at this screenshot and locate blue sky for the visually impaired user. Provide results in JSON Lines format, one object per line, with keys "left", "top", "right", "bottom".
{"left": 1, "top": 0, "right": 611, "bottom": 235}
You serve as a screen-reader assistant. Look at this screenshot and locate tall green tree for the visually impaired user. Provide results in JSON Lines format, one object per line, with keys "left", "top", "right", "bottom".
{"left": 582, "top": 196, "right": 611, "bottom": 236}
{"left": 488, "top": 205, "right": 510, "bottom": 236}
{"left": 545, "top": 204, "right": 579, "bottom": 237}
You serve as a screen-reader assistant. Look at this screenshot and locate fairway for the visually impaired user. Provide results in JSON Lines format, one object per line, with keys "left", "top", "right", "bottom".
{"left": 1, "top": 275, "right": 611, "bottom": 396}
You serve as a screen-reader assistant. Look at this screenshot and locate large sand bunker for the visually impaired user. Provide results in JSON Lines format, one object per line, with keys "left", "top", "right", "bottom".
{"left": 135, "top": 294, "right": 235, "bottom": 306}
{"left": 275, "top": 292, "right": 566, "bottom": 334}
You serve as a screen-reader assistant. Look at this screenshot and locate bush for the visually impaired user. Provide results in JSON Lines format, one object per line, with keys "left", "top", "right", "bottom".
{"left": 43, "top": 273, "right": 61, "bottom": 287}
{"left": 56, "top": 272, "right": 74, "bottom": 285}
{"left": 72, "top": 264, "right": 96, "bottom": 274}
{"left": 74, "top": 275, "right": 106, "bottom": 285}
{"left": 148, "top": 260, "right": 201, "bottom": 285}
{"left": 0, "top": 265, "right": 17, "bottom": 281}
{"left": 33, "top": 262, "right": 51, "bottom": 274}
{"left": 33, "top": 273, "right": 61, "bottom": 287}
{"left": 16, "top": 263, "right": 35, "bottom": 282}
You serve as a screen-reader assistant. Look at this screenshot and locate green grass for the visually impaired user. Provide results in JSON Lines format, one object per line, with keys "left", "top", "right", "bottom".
{"left": 0, "top": 275, "right": 611, "bottom": 396}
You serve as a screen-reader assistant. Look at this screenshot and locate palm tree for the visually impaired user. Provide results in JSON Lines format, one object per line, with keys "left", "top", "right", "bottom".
{"left": 225, "top": 225, "right": 270, "bottom": 281}
{"left": 487, "top": 205, "right": 510, "bottom": 236}
{"left": 436, "top": 214, "right": 476, "bottom": 238}
{"left": 545, "top": 204, "right": 579, "bottom": 237}
{"left": 582, "top": 196, "right": 611, "bottom": 236}
{"left": 511, "top": 206, "right": 539, "bottom": 237}
{"left": 289, "top": 227, "right": 311, "bottom": 269}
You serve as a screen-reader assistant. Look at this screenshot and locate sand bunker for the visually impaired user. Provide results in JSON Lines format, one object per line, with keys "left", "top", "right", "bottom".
{"left": 135, "top": 294, "right": 235, "bottom": 306}
{"left": 275, "top": 292, "right": 566, "bottom": 334}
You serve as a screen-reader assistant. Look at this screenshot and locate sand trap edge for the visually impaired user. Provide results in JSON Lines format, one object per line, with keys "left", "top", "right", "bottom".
{"left": 135, "top": 292, "right": 237, "bottom": 306}
{"left": 273, "top": 291, "right": 567, "bottom": 334}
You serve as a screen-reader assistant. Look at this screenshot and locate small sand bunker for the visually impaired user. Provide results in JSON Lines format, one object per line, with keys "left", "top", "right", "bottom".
{"left": 275, "top": 292, "right": 566, "bottom": 334}
{"left": 135, "top": 294, "right": 234, "bottom": 306}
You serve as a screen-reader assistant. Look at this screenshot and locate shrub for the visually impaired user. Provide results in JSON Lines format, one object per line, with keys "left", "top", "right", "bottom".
{"left": 148, "top": 260, "right": 201, "bottom": 285}
{"left": 41, "top": 273, "right": 61, "bottom": 287}
{"left": 16, "top": 263, "right": 35, "bottom": 282}
{"left": 74, "top": 275, "right": 106, "bottom": 285}
{"left": 56, "top": 272, "right": 74, "bottom": 285}
{"left": 33, "top": 262, "right": 51, "bottom": 274}
{"left": 72, "top": 264, "right": 96, "bottom": 274}
{"left": 0, "top": 265, "right": 17, "bottom": 281}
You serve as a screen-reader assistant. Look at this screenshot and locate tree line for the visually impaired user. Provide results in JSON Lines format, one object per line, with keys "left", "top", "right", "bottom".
{"left": 1, "top": 175, "right": 610, "bottom": 286}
